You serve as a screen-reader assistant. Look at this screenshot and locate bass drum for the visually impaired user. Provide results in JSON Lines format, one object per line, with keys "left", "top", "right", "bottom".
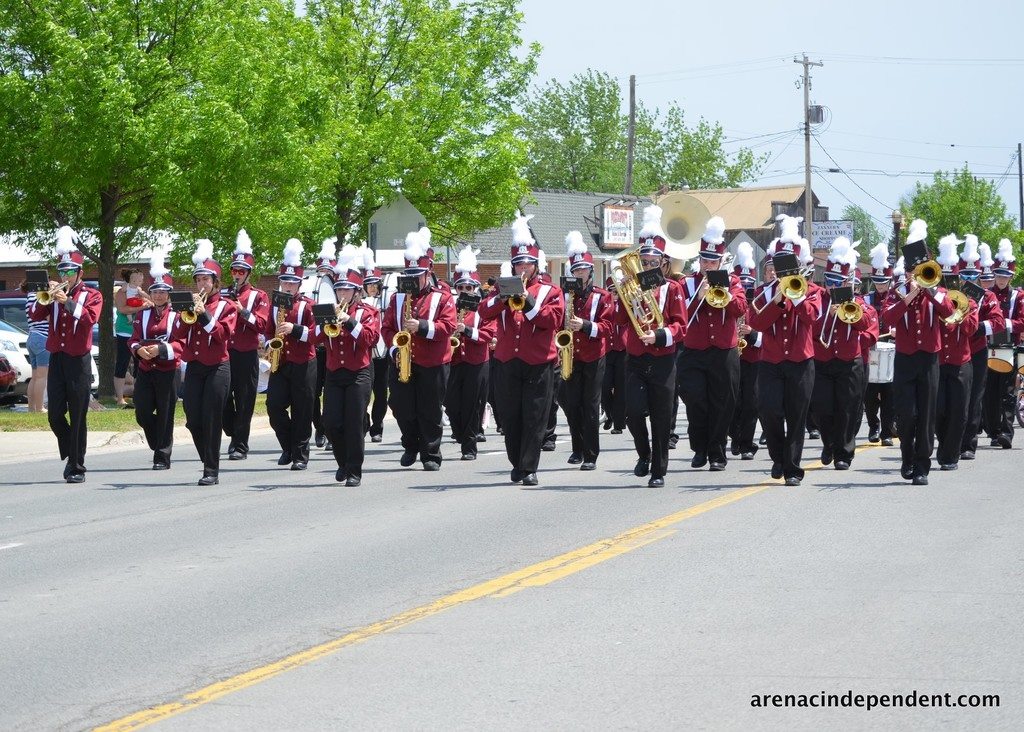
{"left": 987, "top": 347, "right": 1016, "bottom": 374}
{"left": 868, "top": 342, "right": 895, "bottom": 384}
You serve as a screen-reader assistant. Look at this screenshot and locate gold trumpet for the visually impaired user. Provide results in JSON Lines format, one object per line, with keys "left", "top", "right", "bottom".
{"left": 36, "top": 282, "right": 68, "bottom": 306}
{"left": 508, "top": 273, "right": 529, "bottom": 311}
{"left": 914, "top": 260, "right": 942, "bottom": 289}
{"left": 392, "top": 293, "right": 413, "bottom": 383}
{"left": 837, "top": 299, "right": 863, "bottom": 325}
{"left": 943, "top": 290, "right": 970, "bottom": 326}
{"left": 705, "top": 284, "right": 731, "bottom": 308}
{"left": 179, "top": 289, "right": 209, "bottom": 324}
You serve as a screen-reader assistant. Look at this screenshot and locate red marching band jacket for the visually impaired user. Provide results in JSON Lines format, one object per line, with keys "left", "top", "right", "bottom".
{"left": 172, "top": 292, "right": 237, "bottom": 365}
{"left": 611, "top": 279, "right": 688, "bottom": 358}
{"left": 314, "top": 301, "right": 381, "bottom": 372}
{"left": 745, "top": 281, "right": 824, "bottom": 363}
{"left": 939, "top": 298, "right": 981, "bottom": 366}
{"left": 381, "top": 285, "right": 458, "bottom": 368}
{"left": 811, "top": 293, "right": 879, "bottom": 363}
{"left": 880, "top": 285, "right": 957, "bottom": 355}
{"left": 451, "top": 310, "right": 497, "bottom": 366}
{"left": 478, "top": 276, "right": 565, "bottom": 365}
{"left": 969, "top": 289, "right": 1005, "bottom": 354}
{"left": 227, "top": 283, "right": 270, "bottom": 353}
{"left": 991, "top": 284, "right": 1024, "bottom": 345}
{"left": 265, "top": 295, "right": 316, "bottom": 364}
{"left": 28, "top": 282, "right": 103, "bottom": 357}
{"left": 564, "top": 285, "right": 613, "bottom": 363}
{"left": 129, "top": 306, "right": 182, "bottom": 372}
{"left": 681, "top": 273, "right": 748, "bottom": 350}
{"left": 605, "top": 298, "right": 628, "bottom": 352}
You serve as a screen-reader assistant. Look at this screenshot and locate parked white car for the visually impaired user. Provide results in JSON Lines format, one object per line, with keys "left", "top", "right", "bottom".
{"left": 0, "top": 319, "right": 99, "bottom": 402}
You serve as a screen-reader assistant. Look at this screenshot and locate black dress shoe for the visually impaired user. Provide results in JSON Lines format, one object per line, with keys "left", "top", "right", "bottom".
{"left": 541, "top": 441, "right": 556, "bottom": 452}
{"left": 771, "top": 463, "right": 783, "bottom": 479}
{"left": 423, "top": 461, "right": 440, "bottom": 471}
{"left": 610, "top": 428, "right": 623, "bottom": 435}
{"left": 335, "top": 469, "right": 348, "bottom": 483}
{"left": 668, "top": 435, "right": 679, "bottom": 450}
{"left": 633, "top": 459, "right": 650, "bottom": 477}
{"left": 820, "top": 449, "right": 833, "bottom": 466}
{"left": 461, "top": 453, "right": 476, "bottom": 461}
{"left": 567, "top": 452, "right": 583, "bottom": 465}
{"left": 996, "top": 436, "right": 1012, "bottom": 449}
{"left": 960, "top": 450, "right": 976, "bottom": 460}
{"left": 198, "top": 475, "right": 218, "bottom": 486}
{"left": 912, "top": 474, "right": 929, "bottom": 485}
{"left": 834, "top": 461, "right": 850, "bottom": 470}
{"left": 808, "top": 429, "right": 820, "bottom": 440}
{"left": 152, "top": 463, "right": 170, "bottom": 471}
{"left": 901, "top": 466, "right": 914, "bottom": 480}
{"left": 345, "top": 476, "right": 362, "bottom": 487}
{"left": 314, "top": 431, "right": 325, "bottom": 448}
{"left": 522, "top": 472, "right": 538, "bottom": 486}
{"left": 400, "top": 451, "right": 417, "bottom": 467}
{"left": 66, "top": 473, "right": 85, "bottom": 484}
{"left": 510, "top": 469, "right": 523, "bottom": 483}
{"left": 990, "top": 438, "right": 1000, "bottom": 447}
{"left": 291, "top": 461, "right": 307, "bottom": 471}
{"left": 476, "top": 434, "right": 486, "bottom": 442}
{"left": 709, "top": 461, "right": 726, "bottom": 472}
{"left": 228, "top": 451, "right": 246, "bottom": 461}
{"left": 939, "top": 463, "right": 958, "bottom": 471}
{"left": 370, "top": 434, "right": 383, "bottom": 443}
{"left": 277, "top": 452, "right": 292, "bottom": 466}
{"left": 603, "top": 419, "right": 611, "bottom": 430}
{"left": 691, "top": 453, "right": 708, "bottom": 469}
{"left": 741, "top": 451, "right": 755, "bottom": 460}
{"left": 496, "top": 426, "right": 504, "bottom": 435}
{"left": 648, "top": 476, "right": 664, "bottom": 487}
{"left": 785, "top": 476, "right": 801, "bottom": 486}
{"left": 759, "top": 435, "right": 767, "bottom": 446}
{"left": 730, "top": 443, "right": 740, "bottom": 456}
{"left": 580, "top": 462, "right": 596, "bottom": 471}
{"left": 868, "top": 429, "right": 880, "bottom": 443}
{"left": 881, "top": 438, "right": 894, "bottom": 447}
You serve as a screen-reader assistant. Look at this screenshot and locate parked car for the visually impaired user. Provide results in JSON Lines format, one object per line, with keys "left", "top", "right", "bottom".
{"left": 0, "top": 318, "right": 99, "bottom": 402}
{"left": 0, "top": 300, "right": 100, "bottom": 390}
{"left": 0, "top": 355, "right": 17, "bottom": 391}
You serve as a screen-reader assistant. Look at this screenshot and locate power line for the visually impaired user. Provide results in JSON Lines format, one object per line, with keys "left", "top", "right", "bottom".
{"left": 813, "top": 137, "right": 894, "bottom": 210}
{"left": 813, "top": 174, "right": 892, "bottom": 229}
{"left": 825, "top": 129, "right": 1010, "bottom": 150}
{"left": 812, "top": 53, "right": 1024, "bottom": 67}
{"left": 811, "top": 139, "right": 1012, "bottom": 169}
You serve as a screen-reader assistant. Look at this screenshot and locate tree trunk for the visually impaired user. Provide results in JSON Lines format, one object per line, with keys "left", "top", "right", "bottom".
{"left": 96, "top": 186, "right": 120, "bottom": 401}
{"left": 334, "top": 185, "right": 356, "bottom": 245}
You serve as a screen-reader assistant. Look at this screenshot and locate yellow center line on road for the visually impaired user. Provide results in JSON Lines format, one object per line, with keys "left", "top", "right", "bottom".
{"left": 96, "top": 443, "right": 882, "bottom": 731}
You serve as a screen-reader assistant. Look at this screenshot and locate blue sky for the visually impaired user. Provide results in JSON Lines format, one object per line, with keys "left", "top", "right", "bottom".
{"left": 516, "top": 0, "right": 1024, "bottom": 235}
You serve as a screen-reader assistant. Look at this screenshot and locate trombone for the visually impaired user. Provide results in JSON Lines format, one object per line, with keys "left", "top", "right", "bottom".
{"left": 36, "top": 281, "right": 68, "bottom": 306}
{"left": 179, "top": 289, "right": 209, "bottom": 324}
{"left": 913, "top": 260, "right": 942, "bottom": 289}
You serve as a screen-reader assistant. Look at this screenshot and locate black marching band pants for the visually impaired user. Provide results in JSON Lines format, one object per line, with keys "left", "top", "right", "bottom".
{"left": 494, "top": 359, "right": 554, "bottom": 474}
{"left": 183, "top": 361, "right": 230, "bottom": 477}
{"left": 625, "top": 353, "right": 677, "bottom": 480}
{"left": 446, "top": 361, "right": 489, "bottom": 458}
{"left": 48, "top": 351, "right": 92, "bottom": 477}
{"left": 389, "top": 361, "right": 448, "bottom": 466}
{"left": 369, "top": 357, "right": 389, "bottom": 438}
{"left": 730, "top": 360, "right": 760, "bottom": 455}
{"left": 223, "top": 349, "right": 259, "bottom": 456}
{"left": 557, "top": 357, "right": 605, "bottom": 463}
{"left": 601, "top": 349, "right": 626, "bottom": 430}
{"left": 312, "top": 346, "right": 327, "bottom": 438}
{"left": 266, "top": 359, "right": 316, "bottom": 464}
{"left": 810, "top": 358, "right": 863, "bottom": 465}
{"left": 961, "top": 348, "right": 989, "bottom": 452}
{"left": 678, "top": 347, "right": 740, "bottom": 463}
{"left": 893, "top": 351, "right": 939, "bottom": 478}
{"left": 864, "top": 382, "right": 896, "bottom": 440}
{"left": 757, "top": 359, "right": 815, "bottom": 480}
{"left": 134, "top": 368, "right": 177, "bottom": 467}
{"left": 983, "top": 369, "right": 1016, "bottom": 446}
{"left": 323, "top": 366, "right": 373, "bottom": 479}
{"left": 936, "top": 361, "right": 972, "bottom": 465}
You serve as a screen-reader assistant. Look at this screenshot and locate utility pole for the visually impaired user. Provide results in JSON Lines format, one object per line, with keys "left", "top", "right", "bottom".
{"left": 795, "top": 54, "right": 822, "bottom": 240}
{"left": 1017, "top": 142, "right": 1022, "bottom": 229}
{"left": 624, "top": 74, "right": 635, "bottom": 196}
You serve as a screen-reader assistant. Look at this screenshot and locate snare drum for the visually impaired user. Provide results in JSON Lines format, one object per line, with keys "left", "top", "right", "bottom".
{"left": 868, "top": 342, "right": 895, "bottom": 383}
{"left": 988, "top": 347, "right": 1016, "bottom": 374}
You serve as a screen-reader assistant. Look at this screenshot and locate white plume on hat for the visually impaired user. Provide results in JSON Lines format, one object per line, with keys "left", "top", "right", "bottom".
{"left": 979, "top": 242, "right": 994, "bottom": 269}
{"left": 538, "top": 249, "right": 547, "bottom": 273}
{"left": 905, "top": 218, "right": 927, "bottom": 244}
{"left": 996, "top": 237, "right": 1016, "bottom": 263}
{"left": 702, "top": 216, "right": 726, "bottom": 245}
{"left": 500, "top": 261, "right": 512, "bottom": 277}
{"left": 234, "top": 229, "right": 253, "bottom": 255}
{"left": 847, "top": 239, "right": 862, "bottom": 267}
{"left": 565, "top": 230, "right": 588, "bottom": 257}
{"left": 404, "top": 230, "right": 427, "bottom": 261}
{"left": 318, "top": 238, "right": 337, "bottom": 261}
{"left": 455, "top": 245, "right": 479, "bottom": 274}
{"left": 936, "top": 234, "right": 962, "bottom": 267}
{"left": 961, "top": 234, "right": 980, "bottom": 266}
{"left": 798, "top": 237, "right": 812, "bottom": 266}
{"left": 893, "top": 256, "right": 906, "bottom": 277}
{"left": 192, "top": 239, "right": 214, "bottom": 267}
{"left": 639, "top": 205, "right": 666, "bottom": 239}
{"left": 361, "top": 245, "right": 376, "bottom": 272}
{"left": 828, "top": 236, "right": 851, "bottom": 265}
{"left": 511, "top": 213, "right": 535, "bottom": 246}
{"left": 418, "top": 227, "right": 432, "bottom": 250}
{"left": 689, "top": 259, "right": 700, "bottom": 274}
{"left": 55, "top": 225, "right": 80, "bottom": 256}
{"left": 869, "top": 242, "right": 889, "bottom": 271}
{"left": 149, "top": 251, "right": 169, "bottom": 279}
{"left": 776, "top": 214, "right": 802, "bottom": 244}
{"left": 335, "top": 244, "right": 359, "bottom": 276}
{"left": 736, "top": 241, "right": 756, "bottom": 270}
{"left": 282, "top": 238, "right": 303, "bottom": 267}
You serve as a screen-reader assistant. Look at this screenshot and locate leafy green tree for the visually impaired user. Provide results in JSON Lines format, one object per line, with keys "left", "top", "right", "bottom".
{"left": 303, "top": 0, "right": 538, "bottom": 246}
{"left": 0, "top": 0, "right": 313, "bottom": 396}
{"left": 900, "top": 166, "right": 1024, "bottom": 279}
{"left": 841, "top": 204, "right": 885, "bottom": 260}
{"left": 522, "top": 69, "right": 765, "bottom": 193}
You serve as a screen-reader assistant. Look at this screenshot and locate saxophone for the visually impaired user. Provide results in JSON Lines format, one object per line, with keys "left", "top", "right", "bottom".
{"left": 450, "top": 307, "right": 465, "bottom": 357}
{"left": 268, "top": 299, "right": 289, "bottom": 373}
{"left": 392, "top": 293, "right": 413, "bottom": 383}
{"left": 555, "top": 290, "right": 574, "bottom": 380}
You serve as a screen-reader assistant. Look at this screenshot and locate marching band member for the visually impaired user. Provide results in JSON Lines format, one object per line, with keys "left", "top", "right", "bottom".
{"left": 317, "top": 248, "right": 381, "bottom": 486}
{"left": 129, "top": 252, "right": 182, "bottom": 470}
{"left": 746, "top": 216, "right": 823, "bottom": 486}
{"left": 880, "top": 220, "right": 956, "bottom": 485}
{"left": 601, "top": 276, "right": 627, "bottom": 435}
{"left": 613, "top": 205, "right": 687, "bottom": 488}
{"left": 361, "top": 249, "right": 389, "bottom": 444}
{"left": 558, "top": 232, "right": 613, "bottom": 470}
{"left": 478, "top": 214, "right": 565, "bottom": 486}
{"left": 810, "top": 237, "right": 878, "bottom": 471}
{"left": 935, "top": 235, "right": 980, "bottom": 470}
{"left": 863, "top": 243, "right": 896, "bottom": 446}
{"left": 311, "top": 238, "right": 337, "bottom": 449}
{"left": 223, "top": 229, "right": 270, "bottom": 461}
{"left": 958, "top": 236, "right": 1003, "bottom": 459}
{"left": 983, "top": 240, "right": 1023, "bottom": 448}
{"left": 678, "top": 217, "right": 748, "bottom": 471}
{"left": 538, "top": 250, "right": 561, "bottom": 453}
{"left": 381, "top": 229, "right": 457, "bottom": 471}
{"left": 729, "top": 242, "right": 762, "bottom": 460}
{"left": 173, "top": 240, "right": 238, "bottom": 486}
{"left": 27, "top": 226, "right": 103, "bottom": 484}
{"left": 265, "top": 239, "right": 317, "bottom": 471}
{"left": 445, "top": 246, "right": 496, "bottom": 461}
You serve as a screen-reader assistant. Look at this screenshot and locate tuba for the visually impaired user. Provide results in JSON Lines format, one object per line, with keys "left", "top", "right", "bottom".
{"left": 392, "top": 293, "right": 414, "bottom": 383}
{"left": 612, "top": 250, "right": 664, "bottom": 338}
{"left": 180, "top": 289, "right": 208, "bottom": 325}
{"left": 555, "top": 290, "right": 574, "bottom": 380}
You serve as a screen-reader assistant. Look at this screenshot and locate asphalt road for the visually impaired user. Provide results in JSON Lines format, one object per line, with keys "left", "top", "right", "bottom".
{"left": 1, "top": 416, "right": 1022, "bottom": 731}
